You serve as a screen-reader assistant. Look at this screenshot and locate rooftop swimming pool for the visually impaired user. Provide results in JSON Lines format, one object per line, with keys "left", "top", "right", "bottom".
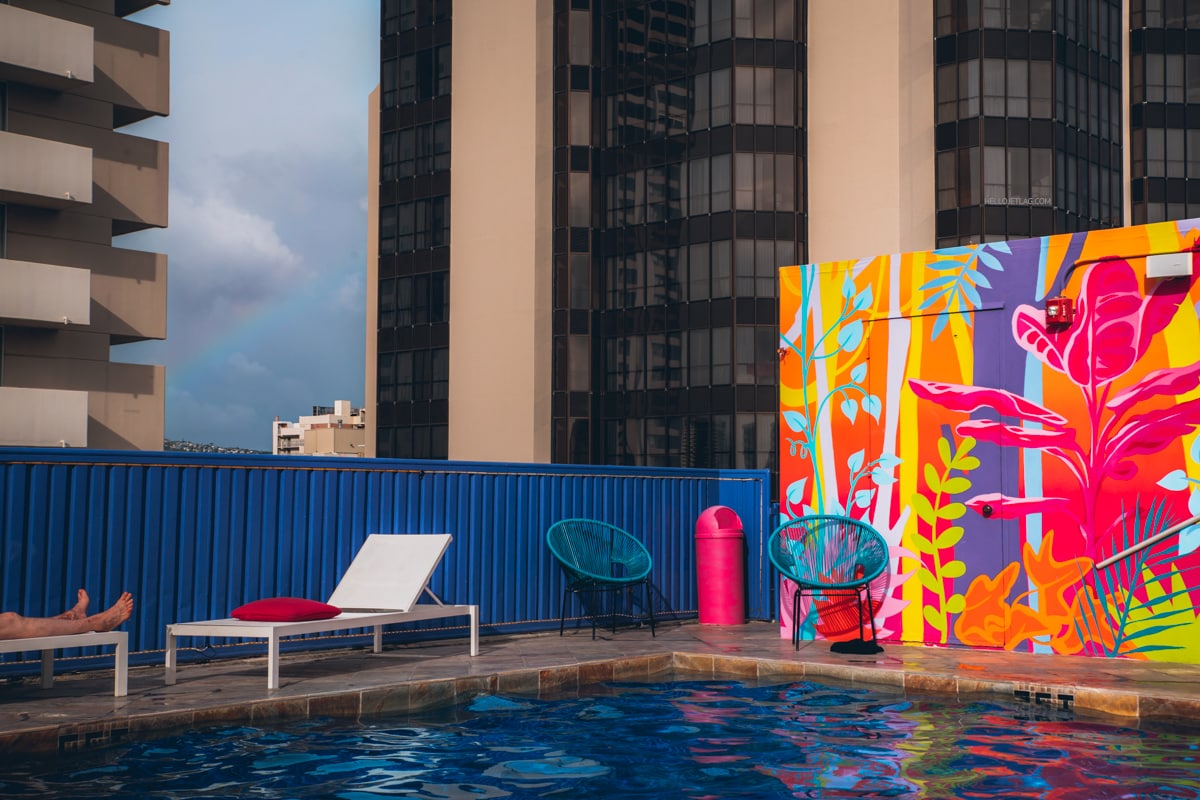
{"left": 3, "top": 677, "right": 1198, "bottom": 798}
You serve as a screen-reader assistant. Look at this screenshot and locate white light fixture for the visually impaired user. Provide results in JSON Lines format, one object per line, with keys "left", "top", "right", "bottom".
{"left": 1146, "top": 252, "right": 1193, "bottom": 279}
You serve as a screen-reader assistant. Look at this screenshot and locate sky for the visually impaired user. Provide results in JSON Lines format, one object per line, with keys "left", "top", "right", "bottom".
{"left": 117, "top": 1, "right": 379, "bottom": 451}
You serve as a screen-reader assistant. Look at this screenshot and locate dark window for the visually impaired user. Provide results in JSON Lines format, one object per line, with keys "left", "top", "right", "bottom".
{"left": 381, "top": 132, "right": 398, "bottom": 182}
{"left": 430, "top": 271, "right": 449, "bottom": 322}
{"left": 435, "top": 45, "right": 452, "bottom": 97}
{"left": 398, "top": 129, "right": 415, "bottom": 177}
{"left": 432, "top": 347, "right": 449, "bottom": 399}
{"left": 380, "top": 204, "right": 397, "bottom": 254}
{"left": 379, "top": 277, "right": 396, "bottom": 327}
{"left": 397, "top": 277, "right": 413, "bottom": 325}
{"left": 383, "top": 0, "right": 399, "bottom": 36}
{"left": 398, "top": 55, "right": 416, "bottom": 104}
{"left": 382, "top": 59, "right": 397, "bottom": 107}
{"left": 378, "top": 352, "right": 395, "bottom": 403}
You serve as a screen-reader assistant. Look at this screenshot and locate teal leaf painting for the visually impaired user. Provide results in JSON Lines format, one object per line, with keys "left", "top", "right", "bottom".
{"left": 837, "top": 319, "right": 864, "bottom": 351}
{"left": 870, "top": 470, "right": 897, "bottom": 486}
{"left": 853, "top": 284, "right": 874, "bottom": 312}
{"left": 786, "top": 477, "right": 808, "bottom": 506}
{"left": 1157, "top": 470, "right": 1191, "bottom": 492}
{"left": 783, "top": 411, "right": 809, "bottom": 433}
{"left": 863, "top": 394, "right": 882, "bottom": 421}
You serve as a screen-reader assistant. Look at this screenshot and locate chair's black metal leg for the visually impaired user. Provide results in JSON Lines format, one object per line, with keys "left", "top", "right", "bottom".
{"left": 560, "top": 587, "right": 569, "bottom": 636}
{"left": 865, "top": 587, "right": 878, "bottom": 643}
{"left": 855, "top": 587, "right": 865, "bottom": 641}
{"left": 591, "top": 588, "right": 599, "bottom": 639}
{"left": 644, "top": 579, "right": 655, "bottom": 637}
{"left": 792, "top": 589, "right": 801, "bottom": 650}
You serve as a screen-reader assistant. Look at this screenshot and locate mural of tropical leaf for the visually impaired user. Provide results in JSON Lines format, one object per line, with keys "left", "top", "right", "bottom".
{"left": 1075, "top": 500, "right": 1195, "bottom": 657}
{"left": 908, "top": 379, "right": 1068, "bottom": 426}
{"left": 1106, "top": 361, "right": 1200, "bottom": 416}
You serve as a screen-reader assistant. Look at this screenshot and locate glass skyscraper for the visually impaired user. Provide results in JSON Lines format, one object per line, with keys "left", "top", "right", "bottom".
{"left": 370, "top": 0, "right": 1192, "bottom": 485}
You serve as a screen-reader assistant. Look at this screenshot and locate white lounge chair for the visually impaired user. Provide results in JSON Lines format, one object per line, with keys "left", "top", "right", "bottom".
{"left": 0, "top": 631, "right": 129, "bottom": 697}
{"left": 164, "top": 533, "right": 479, "bottom": 690}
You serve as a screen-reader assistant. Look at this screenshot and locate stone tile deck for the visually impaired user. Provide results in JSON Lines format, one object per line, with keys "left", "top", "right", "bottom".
{"left": 2, "top": 621, "right": 1198, "bottom": 756}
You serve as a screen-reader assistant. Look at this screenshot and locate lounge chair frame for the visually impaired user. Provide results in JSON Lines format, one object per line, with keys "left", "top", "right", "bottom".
{"left": 164, "top": 534, "right": 478, "bottom": 690}
{"left": 0, "top": 632, "right": 128, "bottom": 697}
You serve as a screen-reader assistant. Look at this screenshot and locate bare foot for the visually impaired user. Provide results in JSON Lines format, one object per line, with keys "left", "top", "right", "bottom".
{"left": 89, "top": 592, "right": 133, "bottom": 632}
{"left": 56, "top": 589, "right": 89, "bottom": 620}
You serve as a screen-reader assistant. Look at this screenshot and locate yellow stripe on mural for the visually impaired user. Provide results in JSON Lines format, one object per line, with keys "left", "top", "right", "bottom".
{"left": 900, "top": 249, "right": 930, "bottom": 639}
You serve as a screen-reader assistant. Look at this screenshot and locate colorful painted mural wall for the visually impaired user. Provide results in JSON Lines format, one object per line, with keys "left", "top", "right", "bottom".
{"left": 777, "top": 219, "right": 1200, "bottom": 662}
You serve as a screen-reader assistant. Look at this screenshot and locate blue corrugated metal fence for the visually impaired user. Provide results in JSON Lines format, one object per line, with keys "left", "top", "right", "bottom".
{"left": 0, "top": 449, "right": 773, "bottom": 674}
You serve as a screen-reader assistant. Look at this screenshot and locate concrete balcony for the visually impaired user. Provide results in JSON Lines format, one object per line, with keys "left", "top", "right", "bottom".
{"left": 0, "top": 258, "right": 91, "bottom": 327}
{"left": 0, "top": 4, "right": 94, "bottom": 91}
{"left": 0, "top": 130, "right": 92, "bottom": 209}
{"left": 0, "top": 386, "right": 88, "bottom": 448}
{"left": 94, "top": 17, "right": 169, "bottom": 127}
{"left": 94, "top": 133, "right": 167, "bottom": 234}
{"left": 94, "top": 247, "right": 167, "bottom": 343}
{"left": 116, "top": 0, "right": 171, "bottom": 19}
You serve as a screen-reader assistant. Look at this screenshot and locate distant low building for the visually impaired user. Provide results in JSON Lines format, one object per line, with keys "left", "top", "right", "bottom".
{"left": 272, "top": 401, "right": 366, "bottom": 457}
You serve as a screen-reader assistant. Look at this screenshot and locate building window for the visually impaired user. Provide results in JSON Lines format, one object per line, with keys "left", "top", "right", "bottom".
{"left": 382, "top": 132, "right": 398, "bottom": 181}
{"left": 382, "top": 59, "right": 397, "bottom": 107}
{"left": 383, "top": 0, "right": 399, "bottom": 36}
{"left": 399, "top": 55, "right": 416, "bottom": 104}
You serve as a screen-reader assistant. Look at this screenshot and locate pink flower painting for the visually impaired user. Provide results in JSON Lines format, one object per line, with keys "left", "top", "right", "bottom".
{"left": 910, "top": 260, "right": 1198, "bottom": 559}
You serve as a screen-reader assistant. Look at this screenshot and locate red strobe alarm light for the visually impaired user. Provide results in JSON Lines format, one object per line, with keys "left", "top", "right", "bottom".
{"left": 1045, "top": 296, "right": 1075, "bottom": 326}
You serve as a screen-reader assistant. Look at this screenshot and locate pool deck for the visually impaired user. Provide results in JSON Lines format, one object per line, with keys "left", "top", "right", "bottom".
{"left": 2, "top": 621, "right": 1198, "bottom": 756}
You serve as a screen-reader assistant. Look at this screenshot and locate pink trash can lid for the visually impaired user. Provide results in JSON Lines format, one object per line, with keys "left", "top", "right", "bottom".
{"left": 696, "top": 505, "right": 744, "bottom": 537}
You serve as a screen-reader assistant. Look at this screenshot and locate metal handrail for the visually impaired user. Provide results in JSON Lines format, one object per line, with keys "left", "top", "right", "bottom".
{"left": 1094, "top": 513, "right": 1200, "bottom": 570}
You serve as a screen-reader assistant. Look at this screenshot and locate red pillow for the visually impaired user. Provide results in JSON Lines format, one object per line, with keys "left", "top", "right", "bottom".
{"left": 231, "top": 597, "right": 341, "bottom": 622}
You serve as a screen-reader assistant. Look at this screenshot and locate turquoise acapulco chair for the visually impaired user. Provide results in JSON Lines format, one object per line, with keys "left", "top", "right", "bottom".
{"left": 768, "top": 514, "right": 889, "bottom": 653}
{"left": 546, "top": 518, "right": 655, "bottom": 639}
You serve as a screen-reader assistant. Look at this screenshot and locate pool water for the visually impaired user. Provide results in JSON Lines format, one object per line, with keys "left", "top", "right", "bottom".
{"left": 3, "top": 678, "right": 1199, "bottom": 799}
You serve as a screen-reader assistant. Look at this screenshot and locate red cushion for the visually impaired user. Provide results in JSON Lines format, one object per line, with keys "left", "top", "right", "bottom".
{"left": 231, "top": 597, "right": 341, "bottom": 622}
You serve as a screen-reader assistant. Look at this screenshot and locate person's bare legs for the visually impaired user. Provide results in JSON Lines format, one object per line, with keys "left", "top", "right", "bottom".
{"left": 0, "top": 592, "right": 133, "bottom": 640}
{"left": 54, "top": 589, "right": 89, "bottom": 620}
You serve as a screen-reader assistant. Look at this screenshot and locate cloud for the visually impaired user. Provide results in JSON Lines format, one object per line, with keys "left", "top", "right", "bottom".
{"left": 168, "top": 184, "right": 307, "bottom": 298}
{"left": 333, "top": 272, "right": 366, "bottom": 314}
{"left": 227, "top": 351, "right": 269, "bottom": 377}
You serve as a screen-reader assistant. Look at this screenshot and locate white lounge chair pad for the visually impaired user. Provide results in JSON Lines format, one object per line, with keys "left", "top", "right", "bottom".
{"left": 327, "top": 533, "right": 452, "bottom": 612}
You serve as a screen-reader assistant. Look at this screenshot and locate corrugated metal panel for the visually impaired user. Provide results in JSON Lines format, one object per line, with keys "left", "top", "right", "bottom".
{"left": 0, "top": 449, "right": 772, "bottom": 674}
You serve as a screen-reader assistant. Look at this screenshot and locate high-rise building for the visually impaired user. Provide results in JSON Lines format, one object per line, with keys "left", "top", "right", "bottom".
{"left": 369, "top": 0, "right": 1181, "bottom": 476}
{"left": 0, "top": 0, "right": 169, "bottom": 450}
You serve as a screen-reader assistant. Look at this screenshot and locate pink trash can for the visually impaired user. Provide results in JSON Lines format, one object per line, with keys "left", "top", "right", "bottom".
{"left": 695, "top": 506, "right": 746, "bottom": 625}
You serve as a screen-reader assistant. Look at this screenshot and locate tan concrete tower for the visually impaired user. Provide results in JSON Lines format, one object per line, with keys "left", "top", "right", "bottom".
{"left": 0, "top": 0, "right": 170, "bottom": 450}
